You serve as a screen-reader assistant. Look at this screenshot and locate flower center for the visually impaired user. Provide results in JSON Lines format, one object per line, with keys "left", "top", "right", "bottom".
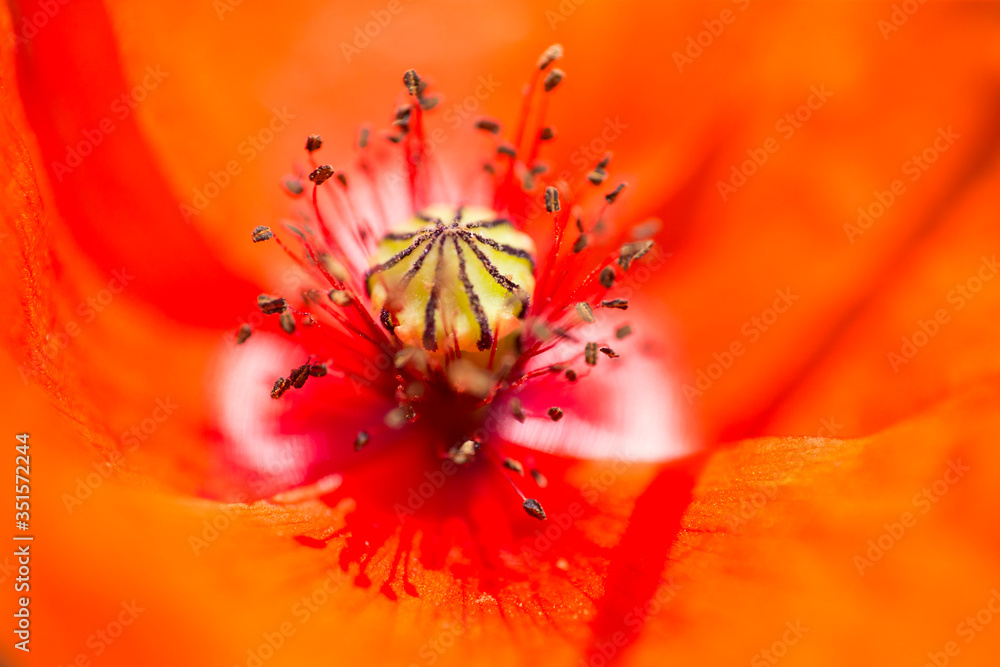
{"left": 365, "top": 204, "right": 535, "bottom": 361}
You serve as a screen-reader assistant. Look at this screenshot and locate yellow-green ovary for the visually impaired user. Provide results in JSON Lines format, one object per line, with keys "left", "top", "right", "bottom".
{"left": 366, "top": 204, "right": 536, "bottom": 357}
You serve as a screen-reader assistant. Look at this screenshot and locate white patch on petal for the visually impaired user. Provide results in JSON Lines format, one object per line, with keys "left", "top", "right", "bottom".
{"left": 499, "top": 309, "right": 696, "bottom": 462}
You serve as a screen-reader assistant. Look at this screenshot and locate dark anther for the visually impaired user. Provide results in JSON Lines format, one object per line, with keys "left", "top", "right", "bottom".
{"left": 283, "top": 178, "right": 304, "bottom": 196}
{"left": 336, "top": 173, "right": 348, "bottom": 187}
{"left": 403, "top": 69, "right": 421, "bottom": 96}
{"left": 537, "top": 44, "right": 563, "bottom": 70}
{"left": 393, "top": 104, "right": 412, "bottom": 127}
{"left": 602, "top": 298, "right": 629, "bottom": 310}
{"left": 257, "top": 294, "right": 287, "bottom": 315}
{"left": 359, "top": 127, "right": 370, "bottom": 148}
{"left": 544, "top": 186, "right": 561, "bottom": 213}
{"left": 289, "top": 364, "right": 311, "bottom": 389}
{"left": 420, "top": 96, "right": 439, "bottom": 111}
{"left": 354, "top": 430, "right": 370, "bottom": 451}
{"left": 523, "top": 498, "right": 547, "bottom": 521}
{"left": 270, "top": 377, "right": 291, "bottom": 399}
{"left": 539, "top": 126, "right": 555, "bottom": 141}
{"left": 618, "top": 239, "right": 654, "bottom": 271}
{"left": 585, "top": 342, "right": 598, "bottom": 366}
{"left": 605, "top": 182, "right": 626, "bottom": 204}
{"left": 497, "top": 144, "right": 517, "bottom": 158}
{"left": 503, "top": 458, "right": 525, "bottom": 476}
{"left": 543, "top": 68, "right": 564, "bottom": 92}
{"left": 547, "top": 406, "right": 564, "bottom": 422}
{"left": 475, "top": 118, "right": 501, "bottom": 134}
{"left": 309, "top": 363, "right": 328, "bottom": 377}
{"left": 600, "top": 266, "right": 616, "bottom": 289}
{"left": 531, "top": 468, "right": 548, "bottom": 488}
{"left": 279, "top": 311, "right": 296, "bottom": 334}
{"left": 510, "top": 398, "right": 526, "bottom": 423}
{"left": 305, "top": 135, "right": 323, "bottom": 152}
{"left": 235, "top": 324, "right": 252, "bottom": 345}
{"left": 575, "top": 302, "right": 595, "bottom": 323}
{"left": 309, "top": 165, "right": 335, "bottom": 186}
{"left": 600, "top": 346, "right": 620, "bottom": 358}
{"left": 615, "top": 324, "right": 633, "bottom": 339}
{"left": 565, "top": 368, "right": 578, "bottom": 382}
{"left": 251, "top": 225, "right": 274, "bottom": 243}
{"left": 572, "top": 234, "right": 589, "bottom": 253}
{"left": 587, "top": 168, "right": 608, "bottom": 185}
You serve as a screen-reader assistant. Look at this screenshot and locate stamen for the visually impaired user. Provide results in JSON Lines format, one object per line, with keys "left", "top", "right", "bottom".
{"left": 543, "top": 68, "right": 565, "bottom": 92}
{"left": 305, "top": 135, "right": 323, "bottom": 152}
{"left": 475, "top": 118, "right": 501, "bottom": 134}
{"left": 257, "top": 294, "right": 287, "bottom": 315}
{"left": 536, "top": 43, "right": 563, "bottom": 70}
{"left": 231, "top": 326, "right": 250, "bottom": 347}
{"left": 502, "top": 458, "right": 525, "bottom": 476}
{"left": 544, "top": 186, "right": 561, "bottom": 213}
{"left": 522, "top": 498, "right": 547, "bottom": 521}
{"left": 547, "top": 407, "right": 564, "bottom": 421}
{"left": 615, "top": 324, "right": 633, "bottom": 339}
{"left": 270, "top": 377, "right": 291, "bottom": 399}
{"left": 402, "top": 69, "right": 421, "bottom": 96}
{"left": 354, "top": 430, "right": 370, "bottom": 451}
{"left": 279, "top": 311, "right": 296, "bottom": 334}
{"left": 251, "top": 225, "right": 274, "bottom": 243}
{"left": 601, "top": 298, "right": 629, "bottom": 310}
{"left": 309, "top": 165, "right": 335, "bottom": 186}
{"left": 618, "top": 240, "right": 655, "bottom": 271}
{"left": 585, "top": 342, "right": 598, "bottom": 366}
{"left": 510, "top": 398, "right": 526, "bottom": 423}
{"left": 599, "top": 346, "right": 620, "bottom": 359}
{"left": 575, "top": 302, "right": 595, "bottom": 323}
{"left": 599, "top": 266, "right": 616, "bottom": 289}
{"left": 605, "top": 182, "right": 626, "bottom": 204}
{"left": 328, "top": 289, "right": 352, "bottom": 306}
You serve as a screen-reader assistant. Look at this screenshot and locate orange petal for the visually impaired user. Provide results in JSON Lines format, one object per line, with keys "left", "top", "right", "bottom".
{"left": 621, "top": 379, "right": 1000, "bottom": 665}
{"left": 10, "top": 0, "right": 259, "bottom": 326}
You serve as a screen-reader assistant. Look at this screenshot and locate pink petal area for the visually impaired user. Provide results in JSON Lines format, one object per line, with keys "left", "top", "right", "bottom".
{"left": 207, "top": 333, "right": 319, "bottom": 496}
{"left": 501, "top": 308, "right": 697, "bottom": 462}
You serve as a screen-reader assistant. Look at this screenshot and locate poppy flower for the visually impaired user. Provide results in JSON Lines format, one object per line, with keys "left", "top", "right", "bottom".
{"left": 3, "top": 1, "right": 1000, "bottom": 666}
